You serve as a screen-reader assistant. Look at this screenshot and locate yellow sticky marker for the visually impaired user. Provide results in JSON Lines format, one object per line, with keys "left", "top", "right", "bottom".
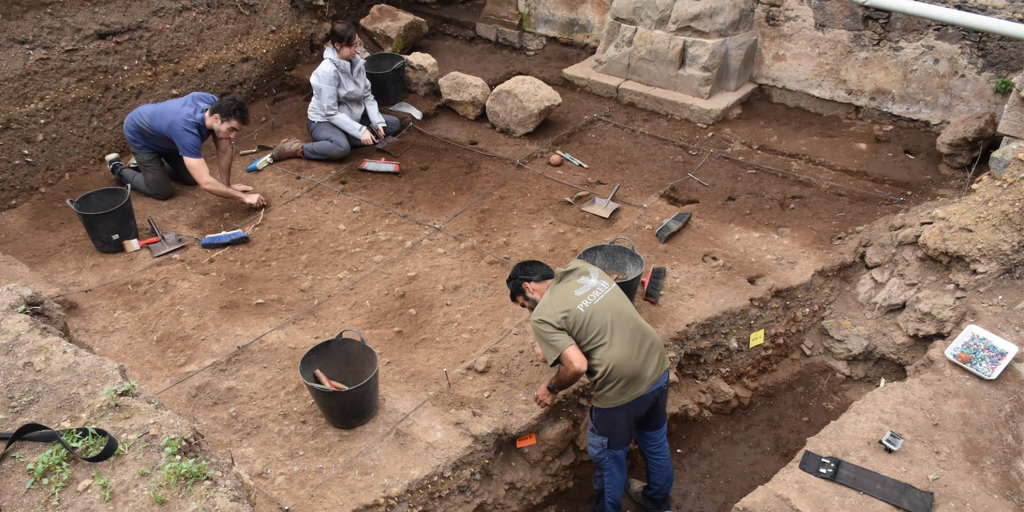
{"left": 516, "top": 432, "right": 537, "bottom": 448}
{"left": 749, "top": 329, "right": 765, "bottom": 348}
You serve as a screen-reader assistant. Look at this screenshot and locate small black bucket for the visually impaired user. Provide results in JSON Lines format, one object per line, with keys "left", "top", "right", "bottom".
{"left": 577, "top": 236, "right": 646, "bottom": 302}
{"left": 364, "top": 53, "right": 406, "bottom": 106}
{"left": 67, "top": 184, "right": 139, "bottom": 253}
{"left": 298, "top": 328, "right": 380, "bottom": 429}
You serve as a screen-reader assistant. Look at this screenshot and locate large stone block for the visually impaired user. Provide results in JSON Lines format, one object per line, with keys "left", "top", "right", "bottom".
{"left": 679, "top": 37, "right": 725, "bottom": 98}
{"left": 720, "top": 31, "right": 758, "bottom": 93}
{"left": 610, "top": 0, "right": 675, "bottom": 29}
{"left": 593, "top": 21, "right": 637, "bottom": 79}
{"left": 360, "top": 5, "right": 429, "bottom": 54}
{"left": 486, "top": 75, "right": 563, "bottom": 136}
{"left": 936, "top": 112, "right": 998, "bottom": 168}
{"left": 996, "top": 75, "right": 1024, "bottom": 139}
{"left": 479, "top": 0, "right": 521, "bottom": 29}
{"left": 619, "top": 79, "right": 756, "bottom": 124}
{"left": 563, "top": 57, "right": 625, "bottom": 98}
{"left": 627, "top": 28, "right": 685, "bottom": 92}
{"left": 667, "top": 0, "right": 757, "bottom": 38}
{"left": 439, "top": 72, "right": 491, "bottom": 120}
{"left": 404, "top": 52, "right": 439, "bottom": 96}
{"left": 519, "top": 0, "right": 609, "bottom": 46}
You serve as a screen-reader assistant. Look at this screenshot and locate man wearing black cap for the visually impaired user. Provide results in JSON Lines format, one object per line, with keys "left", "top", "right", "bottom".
{"left": 506, "top": 259, "right": 674, "bottom": 512}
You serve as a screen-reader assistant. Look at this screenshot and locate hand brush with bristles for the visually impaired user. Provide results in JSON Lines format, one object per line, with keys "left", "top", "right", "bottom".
{"left": 358, "top": 158, "right": 400, "bottom": 174}
{"left": 200, "top": 229, "right": 250, "bottom": 249}
{"left": 641, "top": 267, "right": 666, "bottom": 304}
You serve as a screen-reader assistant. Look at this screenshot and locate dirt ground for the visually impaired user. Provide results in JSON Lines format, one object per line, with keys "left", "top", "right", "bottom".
{"left": 2, "top": 2, "right": 1022, "bottom": 512}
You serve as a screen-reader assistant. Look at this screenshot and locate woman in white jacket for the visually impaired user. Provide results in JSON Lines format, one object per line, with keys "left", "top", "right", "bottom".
{"left": 270, "top": 21, "right": 401, "bottom": 162}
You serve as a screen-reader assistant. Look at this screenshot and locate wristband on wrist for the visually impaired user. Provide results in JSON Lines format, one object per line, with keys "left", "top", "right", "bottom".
{"left": 546, "top": 381, "right": 559, "bottom": 395}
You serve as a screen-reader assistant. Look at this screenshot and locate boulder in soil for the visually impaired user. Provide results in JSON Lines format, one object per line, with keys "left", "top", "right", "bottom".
{"left": 871, "top": 277, "right": 917, "bottom": 312}
{"left": 988, "top": 139, "right": 1022, "bottom": 179}
{"left": 360, "top": 5, "right": 428, "bottom": 54}
{"left": 439, "top": 72, "right": 491, "bottom": 120}
{"left": 897, "top": 290, "right": 963, "bottom": 337}
{"left": 485, "top": 76, "right": 562, "bottom": 136}
{"left": 821, "top": 318, "right": 872, "bottom": 360}
{"left": 935, "top": 112, "right": 997, "bottom": 168}
{"left": 404, "top": 52, "right": 439, "bottom": 95}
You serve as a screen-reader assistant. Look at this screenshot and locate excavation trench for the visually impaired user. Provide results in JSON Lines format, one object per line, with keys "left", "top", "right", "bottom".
{"left": 372, "top": 266, "right": 925, "bottom": 512}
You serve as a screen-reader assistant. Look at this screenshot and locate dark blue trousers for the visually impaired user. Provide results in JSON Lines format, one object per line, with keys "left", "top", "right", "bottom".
{"left": 587, "top": 371, "right": 673, "bottom": 512}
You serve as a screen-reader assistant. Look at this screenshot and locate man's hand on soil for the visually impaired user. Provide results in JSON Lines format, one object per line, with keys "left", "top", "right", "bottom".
{"left": 534, "top": 382, "right": 557, "bottom": 408}
{"left": 231, "top": 183, "right": 254, "bottom": 192}
{"left": 244, "top": 193, "right": 266, "bottom": 208}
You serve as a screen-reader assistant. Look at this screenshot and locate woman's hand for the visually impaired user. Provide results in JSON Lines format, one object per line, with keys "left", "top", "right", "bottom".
{"left": 359, "top": 127, "right": 376, "bottom": 146}
{"left": 376, "top": 125, "right": 386, "bottom": 139}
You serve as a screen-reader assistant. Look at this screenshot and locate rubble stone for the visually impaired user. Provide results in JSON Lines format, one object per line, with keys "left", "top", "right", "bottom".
{"left": 360, "top": 5, "right": 428, "bottom": 54}
{"left": 439, "top": 72, "right": 490, "bottom": 120}
{"left": 404, "top": 52, "right": 439, "bottom": 95}
{"left": 485, "top": 76, "right": 562, "bottom": 136}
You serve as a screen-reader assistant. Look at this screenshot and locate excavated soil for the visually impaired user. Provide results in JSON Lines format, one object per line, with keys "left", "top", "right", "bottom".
{"left": 534, "top": 366, "right": 876, "bottom": 512}
{"left": 0, "top": 2, "right": 995, "bottom": 511}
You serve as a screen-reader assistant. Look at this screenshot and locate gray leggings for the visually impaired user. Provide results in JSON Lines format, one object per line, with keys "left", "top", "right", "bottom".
{"left": 303, "top": 113, "right": 401, "bottom": 161}
{"left": 115, "top": 150, "right": 196, "bottom": 200}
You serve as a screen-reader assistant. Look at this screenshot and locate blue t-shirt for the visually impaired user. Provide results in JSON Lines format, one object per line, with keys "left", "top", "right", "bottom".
{"left": 123, "top": 92, "right": 215, "bottom": 159}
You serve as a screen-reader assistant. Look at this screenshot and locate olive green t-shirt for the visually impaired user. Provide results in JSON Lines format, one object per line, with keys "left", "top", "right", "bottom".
{"left": 530, "top": 259, "right": 670, "bottom": 408}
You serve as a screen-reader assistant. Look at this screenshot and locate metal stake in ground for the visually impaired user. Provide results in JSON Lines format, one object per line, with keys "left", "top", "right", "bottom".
{"left": 688, "top": 173, "right": 709, "bottom": 187}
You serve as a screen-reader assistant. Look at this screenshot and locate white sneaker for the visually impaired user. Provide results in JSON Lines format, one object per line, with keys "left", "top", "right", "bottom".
{"left": 104, "top": 153, "right": 122, "bottom": 171}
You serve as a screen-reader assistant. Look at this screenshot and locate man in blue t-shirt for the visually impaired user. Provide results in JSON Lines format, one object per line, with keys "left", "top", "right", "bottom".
{"left": 105, "top": 93, "right": 265, "bottom": 207}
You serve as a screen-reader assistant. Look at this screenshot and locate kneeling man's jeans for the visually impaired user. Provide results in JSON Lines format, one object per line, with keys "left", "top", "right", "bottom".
{"left": 587, "top": 371, "right": 673, "bottom": 512}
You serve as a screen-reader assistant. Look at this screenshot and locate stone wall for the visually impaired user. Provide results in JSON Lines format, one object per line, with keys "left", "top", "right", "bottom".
{"left": 477, "top": 0, "right": 610, "bottom": 48}
{"left": 592, "top": 0, "right": 759, "bottom": 99}
{"left": 519, "top": 0, "right": 612, "bottom": 46}
{"left": 754, "top": 0, "right": 1024, "bottom": 125}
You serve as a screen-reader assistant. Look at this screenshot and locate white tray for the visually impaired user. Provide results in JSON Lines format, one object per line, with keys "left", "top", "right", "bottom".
{"left": 944, "top": 324, "right": 1019, "bottom": 380}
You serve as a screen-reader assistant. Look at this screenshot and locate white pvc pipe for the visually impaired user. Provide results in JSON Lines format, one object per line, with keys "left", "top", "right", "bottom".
{"left": 848, "top": 0, "right": 1024, "bottom": 40}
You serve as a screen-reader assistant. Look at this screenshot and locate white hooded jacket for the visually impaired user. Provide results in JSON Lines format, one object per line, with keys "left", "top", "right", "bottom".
{"left": 307, "top": 45, "right": 385, "bottom": 138}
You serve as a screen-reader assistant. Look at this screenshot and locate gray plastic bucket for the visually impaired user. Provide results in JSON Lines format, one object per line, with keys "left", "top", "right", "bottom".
{"left": 577, "top": 236, "right": 646, "bottom": 302}
{"left": 298, "top": 328, "right": 380, "bottom": 429}
{"left": 67, "top": 184, "right": 138, "bottom": 253}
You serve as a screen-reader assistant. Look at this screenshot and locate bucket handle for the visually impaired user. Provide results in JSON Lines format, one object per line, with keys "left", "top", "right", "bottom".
{"left": 335, "top": 328, "right": 367, "bottom": 345}
{"left": 66, "top": 184, "right": 130, "bottom": 210}
{"left": 607, "top": 236, "right": 637, "bottom": 253}
{"left": 368, "top": 53, "right": 406, "bottom": 73}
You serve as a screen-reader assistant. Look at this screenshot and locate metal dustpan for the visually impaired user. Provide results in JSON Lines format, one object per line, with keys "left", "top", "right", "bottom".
{"left": 147, "top": 217, "right": 187, "bottom": 257}
{"left": 581, "top": 184, "right": 621, "bottom": 218}
{"left": 375, "top": 135, "right": 410, "bottom": 158}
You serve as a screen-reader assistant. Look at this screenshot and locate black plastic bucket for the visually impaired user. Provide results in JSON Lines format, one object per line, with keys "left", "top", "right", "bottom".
{"left": 364, "top": 53, "right": 406, "bottom": 106}
{"left": 577, "top": 236, "right": 646, "bottom": 302}
{"left": 298, "top": 328, "right": 380, "bottom": 429}
{"left": 66, "top": 185, "right": 139, "bottom": 253}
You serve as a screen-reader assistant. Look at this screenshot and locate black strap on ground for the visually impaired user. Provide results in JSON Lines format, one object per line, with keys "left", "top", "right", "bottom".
{"left": 0, "top": 423, "right": 119, "bottom": 463}
{"left": 799, "top": 450, "right": 934, "bottom": 512}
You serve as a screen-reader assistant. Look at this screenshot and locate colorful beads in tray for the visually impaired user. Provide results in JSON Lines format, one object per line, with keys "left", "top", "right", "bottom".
{"left": 956, "top": 333, "right": 1009, "bottom": 378}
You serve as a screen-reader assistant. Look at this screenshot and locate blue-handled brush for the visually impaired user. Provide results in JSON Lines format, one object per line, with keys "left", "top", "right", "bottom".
{"left": 200, "top": 229, "right": 250, "bottom": 249}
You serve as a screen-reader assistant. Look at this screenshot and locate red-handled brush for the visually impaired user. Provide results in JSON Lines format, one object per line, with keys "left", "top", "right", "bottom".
{"left": 642, "top": 267, "right": 666, "bottom": 304}
{"left": 123, "top": 237, "right": 161, "bottom": 253}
